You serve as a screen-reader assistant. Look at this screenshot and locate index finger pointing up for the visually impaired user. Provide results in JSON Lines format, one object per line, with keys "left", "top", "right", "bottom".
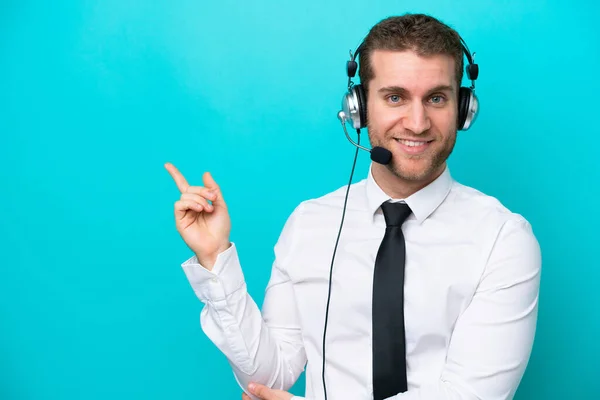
{"left": 164, "top": 162, "right": 190, "bottom": 193}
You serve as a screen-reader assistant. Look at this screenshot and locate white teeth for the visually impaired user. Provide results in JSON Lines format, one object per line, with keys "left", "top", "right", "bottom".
{"left": 397, "top": 139, "right": 428, "bottom": 147}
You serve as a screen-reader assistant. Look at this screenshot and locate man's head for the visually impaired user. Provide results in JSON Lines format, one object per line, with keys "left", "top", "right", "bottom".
{"left": 358, "top": 14, "right": 466, "bottom": 189}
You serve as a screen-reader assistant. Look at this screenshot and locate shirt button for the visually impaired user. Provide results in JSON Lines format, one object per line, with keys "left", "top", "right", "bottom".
{"left": 211, "top": 277, "right": 218, "bottom": 283}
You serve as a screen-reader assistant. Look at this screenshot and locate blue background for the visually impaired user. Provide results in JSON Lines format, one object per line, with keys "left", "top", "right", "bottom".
{"left": 1, "top": 0, "right": 599, "bottom": 399}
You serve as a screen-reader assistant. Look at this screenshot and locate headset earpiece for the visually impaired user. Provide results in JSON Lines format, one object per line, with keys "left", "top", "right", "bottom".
{"left": 457, "top": 43, "right": 479, "bottom": 130}
{"left": 458, "top": 87, "right": 471, "bottom": 130}
{"left": 354, "top": 84, "right": 367, "bottom": 128}
{"left": 341, "top": 84, "right": 366, "bottom": 130}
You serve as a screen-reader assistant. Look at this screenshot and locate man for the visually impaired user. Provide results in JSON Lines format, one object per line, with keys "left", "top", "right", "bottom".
{"left": 165, "top": 13, "right": 541, "bottom": 400}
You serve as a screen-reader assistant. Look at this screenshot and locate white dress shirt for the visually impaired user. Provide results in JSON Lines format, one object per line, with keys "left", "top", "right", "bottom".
{"left": 181, "top": 164, "right": 541, "bottom": 400}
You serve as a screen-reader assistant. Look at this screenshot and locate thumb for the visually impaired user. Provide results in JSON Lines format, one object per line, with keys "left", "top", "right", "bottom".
{"left": 202, "top": 172, "right": 226, "bottom": 206}
{"left": 248, "top": 382, "right": 276, "bottom": 400}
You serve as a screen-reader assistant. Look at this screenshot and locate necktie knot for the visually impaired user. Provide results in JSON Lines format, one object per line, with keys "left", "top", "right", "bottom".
{"left": 381, "top": 201, "right": 412, "bottom": 227}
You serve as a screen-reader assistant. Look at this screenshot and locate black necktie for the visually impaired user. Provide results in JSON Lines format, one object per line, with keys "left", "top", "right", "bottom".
{"left": 372, "top": 201, "right": 413, "bottom": 400}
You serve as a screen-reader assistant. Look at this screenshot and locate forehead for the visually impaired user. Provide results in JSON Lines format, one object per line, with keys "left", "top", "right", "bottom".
{"left": 368, "top": 49, "right": 456, "bottom": 91}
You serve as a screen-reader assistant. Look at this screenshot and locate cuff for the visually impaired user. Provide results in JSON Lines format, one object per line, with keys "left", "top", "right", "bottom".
{"left": 180, "top": 243, "right": 245, "bottom": 303}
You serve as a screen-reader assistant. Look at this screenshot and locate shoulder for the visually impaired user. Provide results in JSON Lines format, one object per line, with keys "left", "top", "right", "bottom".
{"left": 273, "top": 179, "right": 367, "bottom": 253}
{"left": 445, "top": 179, "right": 540, "bottom": 263}
{"left": 447, "top": 180, "right": 532, "bottom": 227}
{"left": 288, "top": 178, "right": 368, "bottom": 219}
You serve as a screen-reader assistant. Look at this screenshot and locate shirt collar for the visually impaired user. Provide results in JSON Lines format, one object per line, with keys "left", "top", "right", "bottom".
{"left": 365, "top": 163, "right": 453, "bottom": 223}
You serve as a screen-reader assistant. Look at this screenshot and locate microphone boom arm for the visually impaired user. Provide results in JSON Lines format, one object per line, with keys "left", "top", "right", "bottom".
{"left": 337, "top": 111, "right": 371, "bottom": 153}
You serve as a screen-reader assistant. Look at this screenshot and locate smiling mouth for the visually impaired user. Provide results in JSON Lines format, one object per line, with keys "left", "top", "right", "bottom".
{"left": 393, "top": 138, "right": 433, "bottom": 154}
{"left": 395, "top": 138, "right": 433, "bottom": 146}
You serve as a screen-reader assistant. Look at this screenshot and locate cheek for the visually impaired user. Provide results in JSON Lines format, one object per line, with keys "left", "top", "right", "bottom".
{"left": 367, "top": 101, "right": 400, "bottom": 131}
{"left": 431, "top": 108, "right": 458, "bottom": 132}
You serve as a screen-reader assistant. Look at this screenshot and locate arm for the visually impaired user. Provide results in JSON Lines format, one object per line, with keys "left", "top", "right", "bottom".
{"left": 389, "top": 218, "right": 542, "bottom": 400}
{"left": 181, "top": 208, "right": 307, "bottom": 397}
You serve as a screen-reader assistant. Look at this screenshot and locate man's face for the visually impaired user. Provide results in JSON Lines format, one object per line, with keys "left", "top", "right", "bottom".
{"left": 366, "top": 49, "right": 459, "bottom": 184}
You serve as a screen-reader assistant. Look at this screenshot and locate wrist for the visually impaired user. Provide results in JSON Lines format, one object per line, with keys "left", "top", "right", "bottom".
{"left": 197, "top": 241, "right": 231, "bottom": 270}
{"left": 216, "top": 241, "right": 231, "bottom": 255}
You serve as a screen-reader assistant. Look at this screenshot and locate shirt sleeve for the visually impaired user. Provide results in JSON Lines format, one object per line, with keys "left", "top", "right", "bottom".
{"left": 389, "top": 218, "right": 542, "bottom": 400}
{"left": 180, "top": 205, "right": 307, "bottom": 398}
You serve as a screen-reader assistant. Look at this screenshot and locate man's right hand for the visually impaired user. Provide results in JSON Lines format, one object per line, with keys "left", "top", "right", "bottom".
{"left": 165, "top": 162, "right": 231, "bottom": 270}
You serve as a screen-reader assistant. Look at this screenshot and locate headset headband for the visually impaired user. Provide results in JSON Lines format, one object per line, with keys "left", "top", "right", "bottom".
{"left": 346, "top": 36, "right": 479, "bottom": 89}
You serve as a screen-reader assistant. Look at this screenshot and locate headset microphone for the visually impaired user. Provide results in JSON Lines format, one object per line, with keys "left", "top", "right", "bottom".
{"left": 337, "top": 111, "right": 392, "bottom": 165}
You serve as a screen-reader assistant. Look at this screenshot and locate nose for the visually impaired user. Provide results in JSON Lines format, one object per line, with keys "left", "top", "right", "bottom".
{"left": 402, "top": 101, "right": 431, "bottom": 134}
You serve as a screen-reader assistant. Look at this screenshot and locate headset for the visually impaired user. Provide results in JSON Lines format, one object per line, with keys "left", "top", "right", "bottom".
{"left": 341, "top": 36, "right": 480, "bottom": 132}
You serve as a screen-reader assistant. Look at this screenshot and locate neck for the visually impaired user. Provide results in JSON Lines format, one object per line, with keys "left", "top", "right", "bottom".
{"left": 371, "top": 162, "right": 446, "bottom": 199}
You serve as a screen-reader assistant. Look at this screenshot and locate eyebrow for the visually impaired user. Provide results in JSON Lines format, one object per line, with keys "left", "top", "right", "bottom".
{"left": 378, "top": 85, "right": 454, "bottom": 96}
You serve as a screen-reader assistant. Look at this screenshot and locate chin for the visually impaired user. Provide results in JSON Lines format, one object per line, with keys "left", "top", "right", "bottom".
{"left": 388, "top": 157, "right": 444, "bottom": 182}
{"left": 390, "top": 167, "right": 432, "bottom": 182}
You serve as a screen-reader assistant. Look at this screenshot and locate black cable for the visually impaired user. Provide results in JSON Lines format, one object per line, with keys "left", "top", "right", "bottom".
{"left": 321, "top": 129, "right": 362, "bottom": 400}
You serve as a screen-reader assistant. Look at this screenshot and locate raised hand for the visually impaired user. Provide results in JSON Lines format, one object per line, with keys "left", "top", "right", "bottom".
{"left": 165, "top": 162, "right": 231, "bottom": 269}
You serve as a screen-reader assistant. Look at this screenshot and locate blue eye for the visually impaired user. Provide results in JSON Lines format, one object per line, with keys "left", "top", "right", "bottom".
{"left": 430, "top": 95, "right": 445, "bottom": 104}
{"left": 388, "top": 95, "right": 401, "bottom": 103}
